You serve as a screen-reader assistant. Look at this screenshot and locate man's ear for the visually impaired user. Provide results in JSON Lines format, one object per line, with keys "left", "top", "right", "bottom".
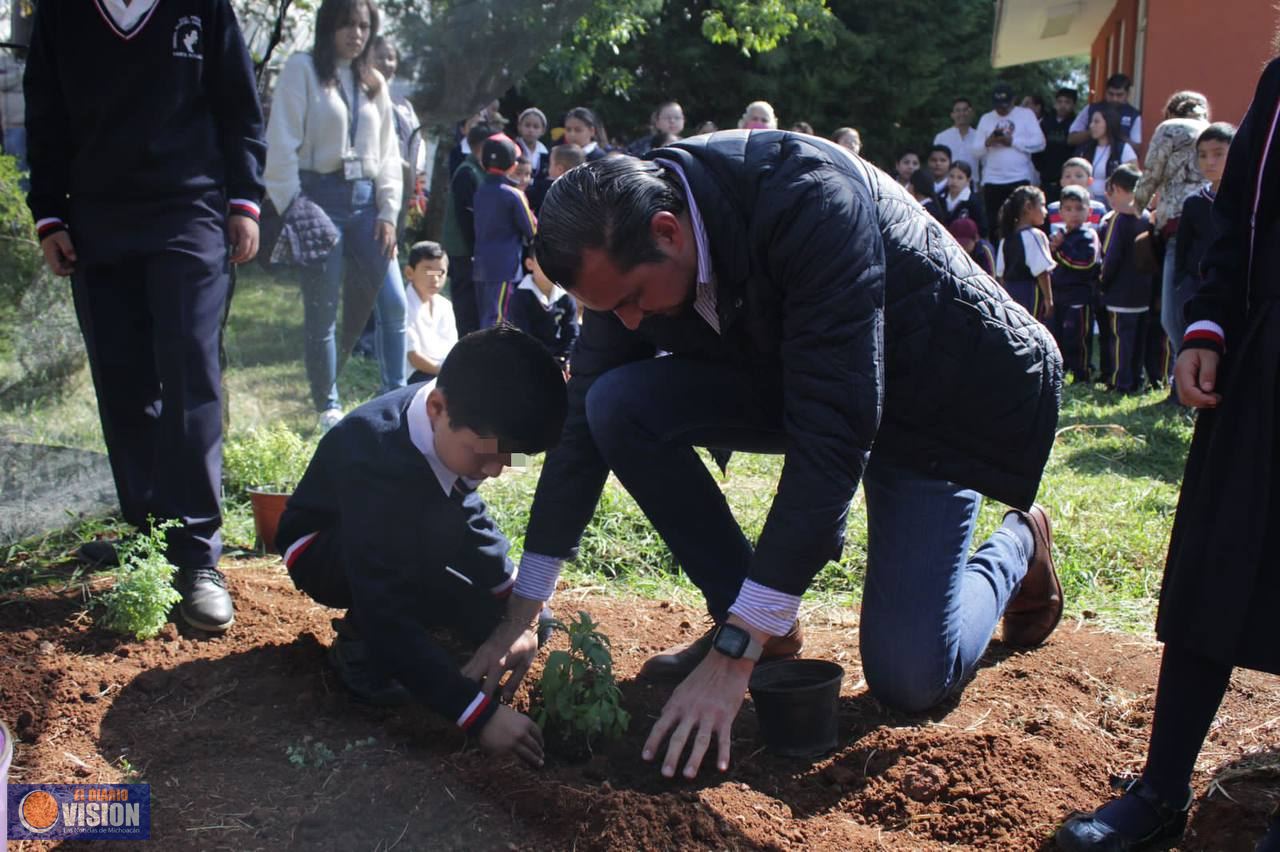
{"left": 649, "top": 210, "right": 683, "bottom": 253}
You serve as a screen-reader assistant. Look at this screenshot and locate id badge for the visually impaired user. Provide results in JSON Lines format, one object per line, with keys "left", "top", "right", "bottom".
{"left": 343, "top": 155, "right": 362, "bottom": 181}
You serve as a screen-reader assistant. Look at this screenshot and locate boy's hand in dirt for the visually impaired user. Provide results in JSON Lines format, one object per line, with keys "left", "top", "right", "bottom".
{"left": 463, "top": 626, "right": 540, "bottom": 702}
{"left": 478, "top": 704, "right": 544, "bottom": 768}
{"left": 1175, "top": 348, "right": 1222, "bottom": 408}
{"left": 41, "top": 231, "right": 77, "bottom": 276}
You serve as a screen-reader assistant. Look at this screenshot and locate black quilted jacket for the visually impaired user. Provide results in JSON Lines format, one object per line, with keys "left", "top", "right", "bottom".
{"left": 524, "top": 130, "right": 1062, "bottom": 596}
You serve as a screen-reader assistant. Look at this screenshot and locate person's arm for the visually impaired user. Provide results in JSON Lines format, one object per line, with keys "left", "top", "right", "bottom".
{"left": 374, "top": 82, "right": 403, "bottom": 226}
{"left": 206, "top": 0, "right": 266, "bottom": 221}
{"left": 452, "top": 167, "right": 478, "bottom": 245}
{"left": 1120, "top": 143, "right": 1139, "bottom": 168}
{"left": 1067, "top": 106, "right": 1091, "bottom": 147}
{"left": 1025, "top": 229, "right": 1056, "bottom": 319}
{"left": 262, "top": 54, "right": 309, "bottom": 214}
{"left": 1173, "top": 199, "right": 1196, "bottom": 285}
{"left": 23, "top": 1, "right": 73, "bottom": 235}
{"left": 1128, "top": 114, "right": 1143, "bottom": 146}
{"left": 1012, "top": 108, "right": 1046, "bottom": 154}
{"left": 558, "top": 294, "right": 581, "bottom": 362}
{"left": 1098, "top": 215, "right": 1126, "bottom": 292}
{"left": 508, "top": 183, "right": 537, "bottom": 242}
{"left": 1133, "top": 128, "right": 1169, "bottom": 210}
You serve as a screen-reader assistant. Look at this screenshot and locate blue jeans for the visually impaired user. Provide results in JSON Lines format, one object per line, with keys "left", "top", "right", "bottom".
{"left": 1160, "top": 232, "right": 1182, "bottom": 355}
{"left": 585, "top": 355, "right": 1031, "bottom": 713}
{"left": 299, "top": 173, "right": 406, "bottom": 412}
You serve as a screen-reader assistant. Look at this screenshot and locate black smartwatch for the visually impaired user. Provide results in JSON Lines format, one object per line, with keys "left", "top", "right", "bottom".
{"left": 711, "top": 623, "right": 763, "bottom": 661}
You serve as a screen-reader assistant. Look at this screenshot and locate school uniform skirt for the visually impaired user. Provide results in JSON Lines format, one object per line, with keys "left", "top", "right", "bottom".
{"left": 1155, "top": 260, "right": 1280, "bottom": 675}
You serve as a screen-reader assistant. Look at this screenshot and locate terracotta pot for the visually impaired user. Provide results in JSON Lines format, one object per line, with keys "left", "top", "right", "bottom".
{"left": 247, "top": 488, "right": 290, "bottom": 555}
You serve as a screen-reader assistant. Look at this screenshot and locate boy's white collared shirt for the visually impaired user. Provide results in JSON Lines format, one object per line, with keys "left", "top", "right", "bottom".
{"left": 516, "top": 273, "right": 567, "bottom": 308}
{"left": 406, "top": 381, "right": 481, "bottom": 496}
{"left": 97, "top": 0, "right": 160, "bottom": 31}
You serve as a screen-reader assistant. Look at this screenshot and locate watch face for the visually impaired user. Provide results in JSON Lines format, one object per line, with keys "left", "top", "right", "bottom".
{"left": 714, "top": 625, "right": 750, "bottom": 658}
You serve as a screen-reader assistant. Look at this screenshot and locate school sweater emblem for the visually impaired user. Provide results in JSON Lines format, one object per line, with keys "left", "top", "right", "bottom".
{"left": 172, "top": 16, "right": 202, "bottom": 59}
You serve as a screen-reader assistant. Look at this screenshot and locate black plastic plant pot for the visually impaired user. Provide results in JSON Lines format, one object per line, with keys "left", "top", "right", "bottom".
{"left": 748, "top": 659, "right": 844, "bottom": 758}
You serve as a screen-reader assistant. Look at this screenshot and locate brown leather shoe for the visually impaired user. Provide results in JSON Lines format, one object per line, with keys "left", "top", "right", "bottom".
{"left": 1001, "top": 504, "right": 1064, "bottom": 647}
{"left": 638, "top": 620, "right": 804, "bottom": 681}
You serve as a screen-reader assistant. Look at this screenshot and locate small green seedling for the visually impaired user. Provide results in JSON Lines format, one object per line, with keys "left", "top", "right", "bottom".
{"left": 533, "top": 611, "right": 629, "bottom": 755}
{"left": 222, "top": 423, "right": 314, "bottom": 497}
{"left": 97, "top": 520, "right": 183, "bottom": 640}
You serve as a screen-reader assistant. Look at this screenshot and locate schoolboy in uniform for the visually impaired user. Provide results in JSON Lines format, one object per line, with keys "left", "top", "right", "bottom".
{"left": 1099, "top": 165, "right": 1153, "bottom": 393}
{"left": 25, "top": 0, "right": 266, "bottom": 631}
{"left": 472, "top": 134, "right": 536, "bottom": 329}
{"left": 504, "top": 248, "right": 579, "bottom": 370}
{"left": 1047, "top": 158, "right": 1107, "bottom": 235}
{"left": 277, "top": 326, "right": 567, "bottom": 764}
{"left": 402, "top": 240, "right": 456, "bottom": 383}
{"left": 441, "top": 122, "right": 494, "bottom": 337}
{"left": 1050, "top": 186, "right": 1102, "bottom": 383}
{"left": 528, "top": 143, "right": 585, "bottom": 216}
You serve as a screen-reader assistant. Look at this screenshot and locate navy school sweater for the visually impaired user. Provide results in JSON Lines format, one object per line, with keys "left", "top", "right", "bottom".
{"left": 1099, "top": 211, "right": 1153, "bottom": 310}
{"left": 1051, "top": 227, "right": 1101, "bottom": 307}
{"left": 503, "top": 276, "right": 580, "bottom": 366}
{"left": 472, "top": 173, "right": 536, "bottom": 283}
{"left": 24, "top": 0, "right": 266, "bottom": 234}
{"left": 276, "top": 386, "right": 514, "bottom": 732}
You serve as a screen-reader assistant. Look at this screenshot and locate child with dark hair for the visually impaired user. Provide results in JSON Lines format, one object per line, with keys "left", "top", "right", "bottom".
{"left": 403, "top": 241, "right": 455, "bottom": 382}
{"left": 927, "top": 144, "right": 952, "bottom": 196}
{"left": 995, "top": 185, "right": 1055, "bottom": 320}
{"left": 528, "top": 143, "right": 584, "bottom": 216}
{"left": 1097, "top": 164, "right": 1153, "bottom": 392}
{"left": 277, "top": 325, "right": 568, "bottom": 764}
{"left": 947, "top": 217, "right": 996, "bottom": 277}
{"left": 1049, "top": 186, "right": 1101, "bottom": 382}
{"left": 895, "top": 148, "right": 921, "bottom": 187}
{"left": 440, "top": 121, "right": 495, "bottom": 337}
{"left": 1046, "top": 157, "right": 1108, "bottom": 234}
{"left": 472, "top": 134, "right": 537, "bottom": 329}
{"left": 907, "top": 169, "right": 944, "bottom": 221}
{"left": 1057, "top": 58, "right": 1280, "bottom": 852}
{"left": 562, "top": 107, "right": 609, "bottom": 161}
{"left": 1171, "top": 123, "right": 1235, "bottom": 343}
{"left": 942, "top": 161, "right": 988, "bottom": 237}
{"left": 1077, "top": 106, "right": 1138, "bottom": 202}
{"left": 503, "top": 248, "right": 579, "bottom": 370}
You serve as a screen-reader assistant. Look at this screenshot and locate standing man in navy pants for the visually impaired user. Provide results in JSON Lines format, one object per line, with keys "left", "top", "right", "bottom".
{"left": 25, "top": 0, "right": 267, "bottom": 631}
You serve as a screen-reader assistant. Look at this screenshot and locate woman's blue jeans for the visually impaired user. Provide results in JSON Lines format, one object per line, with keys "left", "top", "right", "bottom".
{"left": 300, "top": 173, "right": 406, "bottom": 412}
{"left": 584, "top": 355, "right": 1032, "bottom": 713}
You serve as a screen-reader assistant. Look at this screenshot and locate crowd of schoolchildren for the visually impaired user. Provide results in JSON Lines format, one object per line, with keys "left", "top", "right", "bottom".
{"left": 888, "top": 76, "right": 1237, "bottom": 401}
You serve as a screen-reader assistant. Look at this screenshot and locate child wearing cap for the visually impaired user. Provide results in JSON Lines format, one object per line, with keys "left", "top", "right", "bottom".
{"left": 948, "top": 217, "right": 997, "bottom": 278}
{"left": 277, "top": 326, "right": 568, "bottom": 765}
{"left": 472, "top": 134, "right": 538, "bottom": 329}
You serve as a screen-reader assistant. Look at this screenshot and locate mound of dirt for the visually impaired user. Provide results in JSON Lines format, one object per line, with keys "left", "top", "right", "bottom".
{"left": 1, "top": 561, "right": 1276, "bottom": 850}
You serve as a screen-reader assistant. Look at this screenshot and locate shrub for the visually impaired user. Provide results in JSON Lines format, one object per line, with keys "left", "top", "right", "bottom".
{"left": 97, "top": 521, "right": 184, "bottom": 640}
{"left": 223, "top": 423, "right": 314, "bottom": 497}
{"left": 533, "top": 611, "right": 629, "bottom": 755}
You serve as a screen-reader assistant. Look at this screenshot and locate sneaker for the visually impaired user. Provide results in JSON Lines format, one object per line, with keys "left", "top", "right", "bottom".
{"left": 1001, "top": 504, "right": 1064, "bottom": 647}
{"left": 318, "top": 408, "right": 343, "bottom": 433}
{"left": 328, "top": 617, "right": 412, "bottom": 706}
{"left": 638, "top": 618, "right": 804, "bottom": 681}
{"left": 175, "top": 566, "right": 235, "bottom": 632}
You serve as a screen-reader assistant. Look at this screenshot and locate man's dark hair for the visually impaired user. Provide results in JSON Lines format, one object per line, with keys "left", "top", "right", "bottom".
{"left": 929, "top": 144, "right": 952, "bottom": 160}
{"left": 897, "top": 148, "right": 921, "bottom": 163}
{"left": 466, "top": 123, "right": 495, "bottom": 151}
{"left": 1058, "top": 185, "right": 1090, "bottom": 206}
{"left": 1198, "top": 122, "right": 1237, "bottom": 148}
{"left": 535, "top": 157, "right": 686, "bottom": 291}
{"left": 1055, "top": 87, "right": 1079, "bottom": 102}
{"left": 436, "top": 325, "right": 567, "bottom": 453}
{"left": 952, "top": 97, "right": 972, "bottom": 110}
{"left": 408, "top": 240, "right": 445, "bottom": 267}
{"left": 908, "top": 169, "right": 937, "bottom": 199}
{"left": 1106, "top": 73, "right": 1132, "bottom": 91}
{"left": 1106, "top": 162, "right": 1141, "bottom": 192}
{"left": 550, "top": 143, "right": 586, "bottom": 170}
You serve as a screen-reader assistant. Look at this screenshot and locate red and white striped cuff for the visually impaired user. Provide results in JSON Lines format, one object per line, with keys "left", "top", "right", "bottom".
{"left": 36, "top": 217, "right": 66, "bottom": 239}
{"left": 727, "top": 579, "right": 801, "bottom": 637}
{"left": 228, "top": 198, "right": 261, "bottom": 221}
{"left": 1183, "top": 320, "right": 1225, "bottom": 349}
{"left": 456, "top": 691, "right": 491, "bottom": 730}
{"left": 283, "top": 531, "right": 319, "bottom": 568}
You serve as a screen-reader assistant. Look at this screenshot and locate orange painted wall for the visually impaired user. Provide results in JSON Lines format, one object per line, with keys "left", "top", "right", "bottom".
{"left": 1143, "top": 0, "right": 1273, "bottom": 130}
{"left": 1089, "top": 0, "right": 1140, "bottom": 99}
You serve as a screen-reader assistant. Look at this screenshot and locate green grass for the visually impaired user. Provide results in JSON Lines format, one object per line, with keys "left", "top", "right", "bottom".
{"left": 0, "top": 265, "right": 1198, "bottom": 632}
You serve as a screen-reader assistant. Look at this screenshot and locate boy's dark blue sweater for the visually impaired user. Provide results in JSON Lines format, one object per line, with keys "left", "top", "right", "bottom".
{"left": 1051, "top": 226, "right": 1101, "bottom": 306}
{"left": 1174, "top": 188, "right": 1216, "bottom": 292}
{"left": 276, "top": 386, "right": 512, "bottom": 731}
{"left": 504, "top": 277, "right": 580, "bottom": 366}
{"left": 472, "top": 173, "right": 536, "bottom": 283}
{"left": 1100, "top": 211, "right": 1153, "bottom": 310}
{"left": 24, "top": 0, "right": 265, "bottom": 227}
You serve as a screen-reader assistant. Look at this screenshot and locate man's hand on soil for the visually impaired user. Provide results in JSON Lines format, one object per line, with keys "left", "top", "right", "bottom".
{"left": 462, "top": 627, "right": 539, "bottom": 702}
{"left": 642, "top": 646, "right": 754, "bottom": 779}
{"left": 478, "top": 704, "right": 544, "bottom": 768}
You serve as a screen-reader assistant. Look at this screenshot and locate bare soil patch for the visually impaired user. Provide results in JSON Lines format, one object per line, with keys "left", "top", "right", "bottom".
{"left": 1, "top": 560, "right": 1276, "bottom": 850}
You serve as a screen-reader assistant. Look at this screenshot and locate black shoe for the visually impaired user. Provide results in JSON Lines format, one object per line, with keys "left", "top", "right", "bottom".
{"left": 328, "top": 618, "right": 412, "bottom": 706}
{"left": 176, "top": 566, "right": 235, "bottom": 632}
{"left": 1056, "top": 778, "right": 1190, "bottom": 851}
{"left": 76, "top": 539, "right": 120, "bottom": 567}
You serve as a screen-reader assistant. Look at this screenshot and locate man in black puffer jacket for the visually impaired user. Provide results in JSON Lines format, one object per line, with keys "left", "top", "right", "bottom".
{"left": 464, "top": 131, "right": 1063, "bottom": 779}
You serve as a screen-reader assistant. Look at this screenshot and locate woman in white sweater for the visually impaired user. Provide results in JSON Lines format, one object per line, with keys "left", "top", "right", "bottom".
{"left": 264, "top": 0, "right": 406, "bottom": 431}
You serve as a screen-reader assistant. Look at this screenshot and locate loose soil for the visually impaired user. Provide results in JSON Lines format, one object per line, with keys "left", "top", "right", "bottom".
{"left": 1, "top": 559, "right": 1277, "bottom": 850}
